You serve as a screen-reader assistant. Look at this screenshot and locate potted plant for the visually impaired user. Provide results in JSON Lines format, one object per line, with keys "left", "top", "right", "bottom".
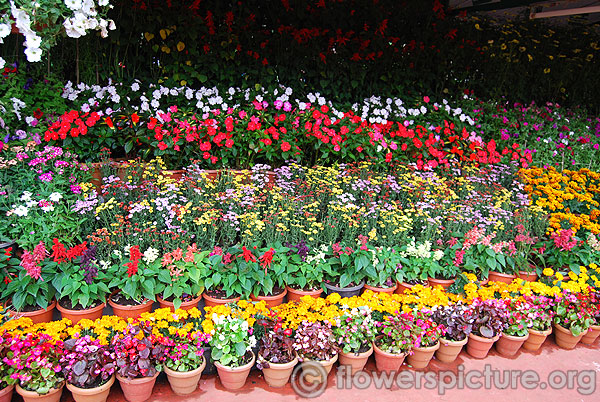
{"left": 202, "top": 246, "right": 248, "bottom": 307}
{"left": 163, "top": 330, "right": 211, "bottom": 395}
{"left": 393, "top": 240, "right": 434, "bottom": 293}
{"left": 250, "top": 245, "right": 288, "bottom": 307}
{"left": 423, "top": 242, "right": 456, "bottom": 289}
{"left": 522, "top": 295, "right": 554, "bottom": 351}
{"left": 256, "top": 319, "right": 298, "bottom": 387}
{"left": 293, "top": 320, "right": 338, "bottom": 384}
{"left": 61, "top": 336, "right": 116, "bottom": 402}
{"left": 54, "top": 244, "right": 110, "bottom": 324}
{"left": 8, "top": 333, "right": 65, "bottom": 402}
{"left": 407, "top": 310, "right": 444, "bottom": 369}
{"left": 495, "top": 299, "right": 530, "bottom": 357}
{"left": 552, "top": 292, "right": 593, "bottom": 349}
{"left": 373, "top": 313, "right": 416, "bottom": 372}
{"left": 1, "top": 241, "right": 58, "bottom": 324}
{"left": 155, "top": 246, "right": 208, "bottom": 311}
{"left": 209, "top": 314, "right": 256, "bottom": 390}
{"left": 363, "top": 247, "right": 398, "bottom": 294}
{"left": 107, "top": 246, "right": 162, "bottom": 318}
{"left": 333, "top": 306, "right": 376, "bottom": 375}
{"left": 323, "top": 243, "right": 366, "bottom": 297}
{"left": 581, "top": 291, "right": 600, "bottom": 345}
{"left": 112, "top": 323, "right": 166, "bottom": 402}
{"left": 284, "top": 241, "right": 325, "bottom": 301}
{"left": 0, "top": 333, "right": 17, "bottom": 402}
{"left": 431, "top": 302, "right": 472, "bottom": 363}
{"left": 465, "top": 298, "right": 507, "bottom": 359}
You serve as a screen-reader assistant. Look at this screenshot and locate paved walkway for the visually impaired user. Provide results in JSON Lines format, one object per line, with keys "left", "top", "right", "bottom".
{"left": 68, "top": 335, "right": 598, "bottom": 402}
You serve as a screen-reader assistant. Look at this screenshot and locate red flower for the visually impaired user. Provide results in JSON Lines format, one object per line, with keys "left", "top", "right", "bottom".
{"left": 125, "top": 261, "right": 138, "bottom": 277}
{"left": 105, "top": 117, "right": 114, "bottom": 129}
{"left": 281, "top": 141, "right": 291, "bottom": 152}
{"left": 259, "top": 248, "right": 275, "bottom": 272}
{"left": 50, "top": 238, "right": 68, "bottom": 263}
{"left": 242, "top": 246, "right": 256, "bottom": 263}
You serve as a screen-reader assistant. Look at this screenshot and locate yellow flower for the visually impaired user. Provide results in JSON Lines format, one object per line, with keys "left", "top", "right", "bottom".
{"left": 543, "top": 268, "right": 554, "bottom": 277}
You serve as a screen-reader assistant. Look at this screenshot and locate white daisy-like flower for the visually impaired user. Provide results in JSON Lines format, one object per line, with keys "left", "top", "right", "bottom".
{"left": 20, "top": 191, "right": 33, "bottom": 201}
{"left": 13, "top": 205, "right": 29, "bottom": 217}
{"left": 49, "top": 192, "right": 63, "bottom": 202}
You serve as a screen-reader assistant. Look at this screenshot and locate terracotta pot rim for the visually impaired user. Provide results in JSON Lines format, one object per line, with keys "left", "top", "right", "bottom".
{"left": 16, "top": 382, "right": 64, "bottom": 397}
{"left": 528, "top": 327, "right": 552, "bottom": 336}
{"left": 501, "top": 332, "right": 530, "bottom": 341}
{"left": 364, "top": 283, "right": 398, "bottom": 292}
{"left": 0, "top": 384, "right": 14, "bottom": 395}
{"left": 214, "top": 351, "right": 256, "bottom": 372}
{"left": 8, "top": 300, "right": 56, "bottom": 316}
{"left": 300, "top": 353, "right": 339, "bottom": 365}
{"left": 116, "top": 371, "right": 159, "bottom": 384}
{"left": 488, "top": 271, "right": 517, "bottom": 279}
{"left": 250, "top": 288, "right": 288, "bottom": 300}
{"left": 440, "top": 337, "right": 469, "bottom": 346}
{"left": 469, "top": 333, "right": 500, "bottom": 342}
{"left": 163, "top": 358, "right": 206, "bottom": 377}
{"left": 428, "top": 277, "right": 456, "bottom": 284}
{"left": 373, "top": 340, "right": 408, "bottom": 358}
{"left": 157, "top": 295, "right": 202, "bottom": 308}
{"left": 56, "top": 301, "right": 106, "bottom": 315}
{"left": 66, "top": 375, "right": 115, "bottom": 395}
{"left": 340, "top": 345, "right": 374, "bottom": 358}
{"left": 259, "top": 355, "right": 299, "bottom": 370}
{"left": 108, "top": 297, "right": 153, "bottom": 310}
{"left": 553, "top": 322, "right": 588, "bottom": 336}
{"left": 413, "top": 341, "right": 440, "bottom": 352}
{"left": 397, "top": 280, "right": 430, "bottom": 288}
{"left": 285, "top": 286, "right": 323, "bottom": 295}
{"left": 202, "top": 292, "right": 240, "bottom": 303}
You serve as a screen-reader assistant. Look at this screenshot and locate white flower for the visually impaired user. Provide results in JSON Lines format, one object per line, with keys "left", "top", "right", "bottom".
{"left": 131, "top": 82, "right": 140, "bottom": 91}
{"left": 20, "top": 191, "right": 33, "bottom": 201}
{"left": 142, "top": 247, "right": 160, "bottom": 264}
{"left": 24, "top": 47, "right": 42, "bottom": 62}
{"left": 13, "top": 205, "right": 29, "bottom": 217}
{"left": 49, "top": 192, "right": 63, "bottom": 202}
{"left": 0, "top": 24, "right": 10, "bottom": 39}
{"left": 99, "top": 0, "right": 109, "bottom": 5}
{"left": 0, "top": 57, "right": 5, "bottom": 69}
{"left": 65, "top": 0, "right": 83, "bottom": 11}
{"left": 24, "top": 34, "right": 42, "bottom": 49}
{"left": 41, "top": 204, "right": 54, "bottom": 212}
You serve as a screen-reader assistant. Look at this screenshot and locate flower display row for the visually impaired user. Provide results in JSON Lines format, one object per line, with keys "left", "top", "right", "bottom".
{"left": 1, "top": 277, "right": 599, "bottom": 401}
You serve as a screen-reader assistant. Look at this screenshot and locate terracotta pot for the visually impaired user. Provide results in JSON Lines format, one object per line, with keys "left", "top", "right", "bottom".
{"left": 66, "top": 375, "right": 114, "bottom": 402}
{"left": 522, "top": 328, "right": 552, "bottom": 352}
{"left": 407, "top": 341, "right": 439, "bottom": 369}
{"left": 285, "top": 286, "right": 323, "bottom": 302}
{"left": 116, "top": 372, "right": 159, "bottom": 402}
{"left": 214, "top": 351, "right": 255, "bottom": 390}
{"left": 363, "top": 283, "right": 398, "bottom": 294}
{"left": 301, "top": 354, "right": 338, "bottom": 384}
{"left": 466, "top": 333, "right": 499, "bottom": 359}
{"left": 250, "top": 288, "right": 287, "bottom": 307}
{"left": 323, "top": 281, "right": 364, "bottom": 298}
{"left": 161, "top": 170, "right": 185, "bottom": 181}
{"left": 164, "top": 358, "right": 206, "bottom": 395}
{"left": 427, "top": 277, "right": 455, "bottom": 289}
{"left": 9, "top": 300, "right": 56, "bottom": 324}
{"left": 0, "top": 385, "right": 14, "bottom": 402}
{"left": 108, "top": 297, "right": 153, "bottom": 319}
{"left": 265, "top": 171, "right": 277, "bottom": 184}
{"left": 373, "top": 340, "right": 406, "bottom": 372}
{"left": 479, "top": 279, "right": 489, "bottom": 286}
{"left": 516, "top": 270, "right": 538, "bottom": 282}
{"left": 202, "top": 292, "right": 240, "bottom": 308}
{"left": 157, "top": 295, "right": 201, "bottom": 312}
{"left": 57, "top": 300, "right": 106, "bottom": 325}
{"left": 495, "top": 332, "right": 529, "bottom": 357}
{"left": 16, "top": 383, "right": 64, "bottom": 402}
{"left": 553, "top": 323, "right": 586, "bottom": 350}
{"left": 580, "top": 324, "right": 600, "bottom": 345}
{"left": 487, "top": 271, "right": 516, "bottom": 284}
{"left": 339, "top": 346, "right": 373, "bottom": 375}
{"left": 435, "top": 337, "right": 468, "bottom": 363}
{"left": 199, "top": 170, "right": 221, "bottom": 181}
{"left": 260, "top": 355, "right": 298, "bottom": 387}
{"left": 394, "top": 280, "right": 429, "bottom": 294}
{"left": 88, "top": 162, "right": 104, "bottom": 193}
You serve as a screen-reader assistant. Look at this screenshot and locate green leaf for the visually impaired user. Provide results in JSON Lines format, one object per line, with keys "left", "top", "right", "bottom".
{"left": 235, "top": 342, "right": 246, "bottom": 357}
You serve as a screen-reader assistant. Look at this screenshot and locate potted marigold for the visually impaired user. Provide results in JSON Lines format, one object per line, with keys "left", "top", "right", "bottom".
{"left": 495, "top": 299, "right": 530, "bottom": 357}
{"left": 1, "top": 242, "right": 58, "bottom": 323}
{"left": 256, "top": 319, "right": 298, "bottom": 387}
{"left": 522, "top": 295, "right": 554, "bottom": 351}
{"left": 112, "top": 323, "right": 166, "bottom": 402}
{"left": 61, "top": 336, "right": 116, "bottom": 402}
{"left": 54, "top": 244, "right": 110, "bottom": 324}
{"left": 293, "top": 320, "right": 338, "bottom": 384}
{"left": 552, "top": 292, "right": 593, "bottom": 349}
{"left": 407, "top": 310, "right": 444, "bottom": 369}
{"left": 431, "top": 302, "right": 472, "bottom": 363}
{"left": 373, "top": 313, "right": 416, "bottom": 372}
{"left": 209, "top": 314, "right": 257, "bottom": 391}
{"left": 465, "top": 298, "right": 507, "bottom": 359}
{"left": 285, "top": 242, "right": 325, "bottom": 301}
{"left": 333, "top": 306, "right": 376, "bottom": 375}
{"left": 250, "top": 244, "right": 288, "bottom": 307}
{"left": 8, "top": 333, "right": 65, "bottom": 402}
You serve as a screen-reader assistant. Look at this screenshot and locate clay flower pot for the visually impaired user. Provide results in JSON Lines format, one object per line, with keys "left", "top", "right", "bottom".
{"left": 116, "top": 372, "right": 159, "bottom": 402}
{"left": 495, "top": 332, "right": 529, "bottom": 357}
{"left": 261, "top": 355, "right": 298, "bottom": 387}
{"left": 553, "top": 323, "right": 586, "bottom": 350}
{"left": 214, "top": 351, "right": 255, "bottom": 390}
{"left": 436, "top": 337, "right": 468, "bottom": 363}
{"left": 339, "top": 346, "right": 373, "bottom": 375}
{"left": 466, "top": 333, "right": 499, "bottom": 359}
{"left": 250, "top": 288, "right": 287, "bottom": 307}
{"left": 427, "top": 278, "right": 455, "bottom": 290}
{"left": 363, "top": 283, "right": 398, "bottom": 294}
{"left": 160, "top": 169, "right": 185, "bottom": 181}
{"left": 157, "top": 295, "right": 201, "bottom": 312}
{"left": 487, "top": 271, "right": 516, "bottom": 284}
{"left": 285, "top": 286, "right": 323, "bottom": 302}
{"left": 301, "top": 354, "right": 338, "bottom": 384}
{"left": 66, "top": 375, "right": 114, "bottom": 402}
{"left": 323, "top": 281, "right": 364, "bottom": 298}
{"left": 516, "top": 270, "right": 538, "bottom": 282}
{"left": 16, "top": 383, "right": 64, "bottom": 402}
{"left": 9, "top": 300, "right": 57, "bottom": 324}
{"left": 202, "top": 292, "right": 240, "bottom": 308}
{"left": 522, "top": 328, "right": 552, "bottom": 352}
{"left": 394, "top": 280, "right": 429, "bottom": 295}
{"left": 580, "top": 324, "right": 600, "bottom": 345}
{"left": 373, "top": 340, "right": 406, "bottom": 372}
{"left": 164, "top": 358, "right": 207, "bottom": 395}
{"left": 407, "top": 341, "right": 439, "bottom": 369}
{"left": 57, "top": 300, "right": 106, "bottom": 325}
{"left": 0, "top": 385, "right": 14, "bottom": 402}
{"left": 108, "top": 297, "right": 153, "bottom": 319}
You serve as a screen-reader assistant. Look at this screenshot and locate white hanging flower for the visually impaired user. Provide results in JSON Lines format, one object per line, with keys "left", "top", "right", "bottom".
{"left": 65, "top": 0, "right": 83, "bottom": 11}
{"left": 24, "top": 47, "right": 42, "bottom": 62}
{"left": 0, "top": 57, "right": 5, "bottom": 69}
